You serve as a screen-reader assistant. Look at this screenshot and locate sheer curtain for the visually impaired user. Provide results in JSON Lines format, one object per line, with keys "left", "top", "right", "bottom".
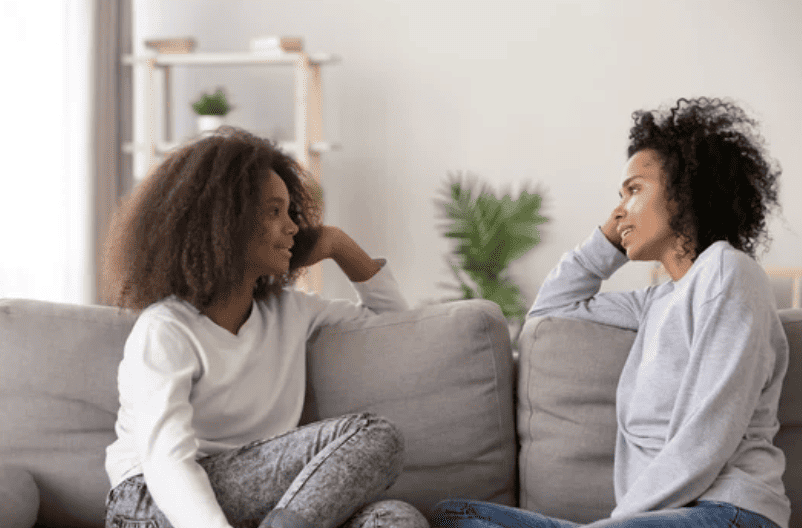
{"left": 0, "top": 0, "right": 130, "bottom": 304}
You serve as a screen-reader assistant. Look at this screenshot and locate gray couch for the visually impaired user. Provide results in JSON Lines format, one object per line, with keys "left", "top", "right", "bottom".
{"left": 0, "top": 298, "right": 516, "bottom": 528}
{"left": 1, "top": 297, "right": 800, "bottom": 527}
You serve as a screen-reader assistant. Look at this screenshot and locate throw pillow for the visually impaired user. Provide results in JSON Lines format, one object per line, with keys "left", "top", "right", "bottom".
{"left": 0, "top": 465, "right": 40, "bottom": 528}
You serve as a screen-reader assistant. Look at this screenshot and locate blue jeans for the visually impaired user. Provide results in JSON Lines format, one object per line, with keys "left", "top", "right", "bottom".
{"left": 431, "top": 499, "right": 781, "bottom": 528}
{"left": 106, "top": 413, "right": 429, "bottom": 528}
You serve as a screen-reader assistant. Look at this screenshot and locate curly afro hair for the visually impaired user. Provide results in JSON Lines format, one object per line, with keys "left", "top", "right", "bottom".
{"left": 102, "top": 126, "right": 322, "bottom": 310}
{"left": 627, "top": 97, "right": 781, "bottom": 259}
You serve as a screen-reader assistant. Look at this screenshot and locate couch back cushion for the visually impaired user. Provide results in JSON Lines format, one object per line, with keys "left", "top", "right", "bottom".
{"left": 0, "top": 299, "right": 137, "bottom": 528}
{"left": 303, "top": 299, "right": 517, "bottom": 520}
{"left": 774, "top": 309, "right": 802, "bottom": 528}
{"left": 517, "top": 309, "right": 802, "bottom": 525}
{"left": 517, "top": 315, "right": 632, "bottom": 523}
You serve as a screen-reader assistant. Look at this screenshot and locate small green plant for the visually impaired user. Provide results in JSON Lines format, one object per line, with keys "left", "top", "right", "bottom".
{"left": 191, "top": 88, "right": 232, "bottom": 116}
{"left": 435, "top": 172, "right": 547, "bottom": 325}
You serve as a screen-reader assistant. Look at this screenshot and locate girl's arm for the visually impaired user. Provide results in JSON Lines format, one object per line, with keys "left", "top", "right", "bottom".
{"left": 119, "top": 318, "right": 234, "bottom": 528}
{"left": 299, "top": 225, "right": 382, "bottom": 282}
{"left": 289, "top": 226, "right": 407, "bottom": 333}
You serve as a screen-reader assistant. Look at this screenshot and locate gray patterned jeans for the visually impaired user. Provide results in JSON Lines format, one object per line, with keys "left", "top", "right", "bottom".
{"left": 105, "top": 413, "right": 429, "bottom": 528}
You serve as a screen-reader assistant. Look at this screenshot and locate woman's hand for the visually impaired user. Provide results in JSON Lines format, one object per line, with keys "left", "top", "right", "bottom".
{"left": 296, "top": 226, "right": 382, "bottom": 282}
{"left": 601, "top": 208, "right": 625, "bottom": 253}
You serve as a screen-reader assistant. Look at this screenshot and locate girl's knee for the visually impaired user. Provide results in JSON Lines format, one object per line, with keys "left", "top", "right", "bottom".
{"left": 346, "top": 413, "right": 405, "bottom": 484}
{"left": 345, "top": 499, "right": 429, "bottom": 528}
{"left": 365, "top": 414, "right": 405, "bottom": 467}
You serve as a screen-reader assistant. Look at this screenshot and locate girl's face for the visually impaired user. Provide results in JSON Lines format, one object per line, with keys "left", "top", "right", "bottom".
{"left": 614, "top": 149, "right": 679, "bottom": 263}
{"left": 245, "top": 170, "right": 299, "bottom": 280}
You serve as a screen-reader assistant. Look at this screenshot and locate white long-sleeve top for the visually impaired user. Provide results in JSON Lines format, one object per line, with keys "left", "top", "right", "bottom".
{"left": 529, "top": 228, "right": 791, "bottom": 528}
{"left": 105, "top": 263, "right": 407, "bottom": 528}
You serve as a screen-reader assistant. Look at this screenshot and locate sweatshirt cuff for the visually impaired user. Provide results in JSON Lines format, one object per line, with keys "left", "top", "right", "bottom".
{"left": 583, "top": 227, "right": 630, "bottom": 280}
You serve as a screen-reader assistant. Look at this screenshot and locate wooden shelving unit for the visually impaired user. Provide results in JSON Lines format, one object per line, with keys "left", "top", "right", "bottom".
{"left": 121, "top": 49, "right": 341, "bottom": 292}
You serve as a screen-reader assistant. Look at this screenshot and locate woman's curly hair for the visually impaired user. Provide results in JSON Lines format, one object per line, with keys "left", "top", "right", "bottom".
{"left": 102, "top": 126, "right": 322, "bottom": 310}
{"left": 627, "top": 97, "right": 781, "bottom": 259}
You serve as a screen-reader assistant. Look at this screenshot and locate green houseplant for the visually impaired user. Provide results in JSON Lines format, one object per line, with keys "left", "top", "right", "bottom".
{"left": 192, "top": 88, "right": 232, "bottom": 133}
{"left": 192, "top": 88, "right": 232, "bottom": 115}
{"left": 435, "top": 172, "right": 547, "bottom": 327}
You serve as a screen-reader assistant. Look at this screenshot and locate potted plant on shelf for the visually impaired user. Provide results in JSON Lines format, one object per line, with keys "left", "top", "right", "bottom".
{"left": 191, "top": 88, "right": 232, "bottom": 133}
{"left": 435, "top": 172, "right": 547, "bottom": 343}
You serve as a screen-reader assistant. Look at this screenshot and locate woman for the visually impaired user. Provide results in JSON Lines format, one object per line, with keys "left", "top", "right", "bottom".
{"left": 433, "top": 97, "right": 789, "bottom": 528}
{"left": 102, "top": 127, "right": 428, "bottom": 528}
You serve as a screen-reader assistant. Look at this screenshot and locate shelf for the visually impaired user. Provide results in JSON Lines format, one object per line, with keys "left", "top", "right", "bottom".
{"left": 122, "top": 140, "right": 340, "bottom": 156}
{"left": 121, "top": 52, "right": 340, "bottom": 67}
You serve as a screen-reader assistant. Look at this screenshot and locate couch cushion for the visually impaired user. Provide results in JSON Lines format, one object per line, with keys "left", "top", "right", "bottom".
{"left": 0, "top": 299, "right": 138, "bottom": 528}
{"left": 517, "top": 315, "right": 632, "bottom": 523}
{"left": 776, "top": 309, "right": 802, "bottom": 528}
{"left": 303, "top": 299, "right": 517, "bottom": 520}
{"left": 0, "top": 465, "right": 39, "bottom": 528}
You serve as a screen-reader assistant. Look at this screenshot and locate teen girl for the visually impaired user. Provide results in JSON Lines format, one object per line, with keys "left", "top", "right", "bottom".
{"left": 103, "top": 127, "right": 428, "bottom": 528}
{"left": 433, "top": 98, "right": 790, "bottom": 528}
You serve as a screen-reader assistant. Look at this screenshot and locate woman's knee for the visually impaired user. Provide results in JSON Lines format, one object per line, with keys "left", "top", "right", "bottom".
{"left": 431, "top": 499, "right": 474, "bottom": 522}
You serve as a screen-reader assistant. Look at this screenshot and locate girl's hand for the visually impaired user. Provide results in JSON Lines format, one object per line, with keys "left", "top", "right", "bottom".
{"left": 296, "top": 226, "right": 382, "bottom": 282}
{"left": 297, "top": 225, "right": 337, "bottom": 266}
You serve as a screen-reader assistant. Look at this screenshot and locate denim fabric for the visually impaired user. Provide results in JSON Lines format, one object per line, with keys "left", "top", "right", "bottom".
{"left": 106, "top": 413, "right": 427, "bottom": 528}
{"left": 431, "top": 499, "right": 781, "bottom": 528}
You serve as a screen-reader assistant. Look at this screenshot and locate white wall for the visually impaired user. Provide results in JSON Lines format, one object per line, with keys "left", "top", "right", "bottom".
{"left": 135, "top": 0, "right": 802, "bottom": 308}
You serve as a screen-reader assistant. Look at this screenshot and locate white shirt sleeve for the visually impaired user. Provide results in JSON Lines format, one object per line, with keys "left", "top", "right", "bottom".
{"left": 119, "top": 316, "right": 234, "bottom": 528}
{"left": 299, "top": 259, "right": 409, "bottom": 335}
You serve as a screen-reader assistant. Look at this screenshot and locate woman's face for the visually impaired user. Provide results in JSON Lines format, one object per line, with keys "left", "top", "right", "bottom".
{"left": 245, "top": 170, "right": 299, "bottom": 280}
{"left": 614, "top": 149, "right": 679, "bottom": 263}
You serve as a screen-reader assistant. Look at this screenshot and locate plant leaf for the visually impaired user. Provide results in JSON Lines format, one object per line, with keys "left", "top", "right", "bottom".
{"left": 434, "top": 173, "right": 546, "bottom": 323}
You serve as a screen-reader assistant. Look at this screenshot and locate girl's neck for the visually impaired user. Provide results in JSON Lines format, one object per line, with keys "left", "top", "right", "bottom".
{"left": 202, "top": 282, "right": 257, "bottom": 336}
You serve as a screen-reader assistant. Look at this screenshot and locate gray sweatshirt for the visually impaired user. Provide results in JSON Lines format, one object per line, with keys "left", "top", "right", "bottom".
{"left": 529, "top": 228, "right": 791, "bottom": 528}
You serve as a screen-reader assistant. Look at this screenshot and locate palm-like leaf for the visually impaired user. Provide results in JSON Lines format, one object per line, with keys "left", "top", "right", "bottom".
{"left": 435, "top": 172, "right": 547, "bottom": 322}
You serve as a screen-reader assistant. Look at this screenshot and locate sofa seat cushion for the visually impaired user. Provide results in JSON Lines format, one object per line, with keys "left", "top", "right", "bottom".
{"left": 302, "top": 299, "right": 517, "bottom": 520}
{"left": 0, "top": 465, "right": 39, "bottom": 528}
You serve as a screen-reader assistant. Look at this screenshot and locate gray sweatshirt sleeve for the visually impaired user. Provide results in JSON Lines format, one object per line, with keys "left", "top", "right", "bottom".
{"left": 528, "top": 227, "right": 648, "bottom": 330}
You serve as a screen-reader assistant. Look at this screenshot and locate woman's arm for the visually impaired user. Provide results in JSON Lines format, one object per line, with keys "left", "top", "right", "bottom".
{"left": 528, "top": 224, "right": 645, "bottom": 330}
